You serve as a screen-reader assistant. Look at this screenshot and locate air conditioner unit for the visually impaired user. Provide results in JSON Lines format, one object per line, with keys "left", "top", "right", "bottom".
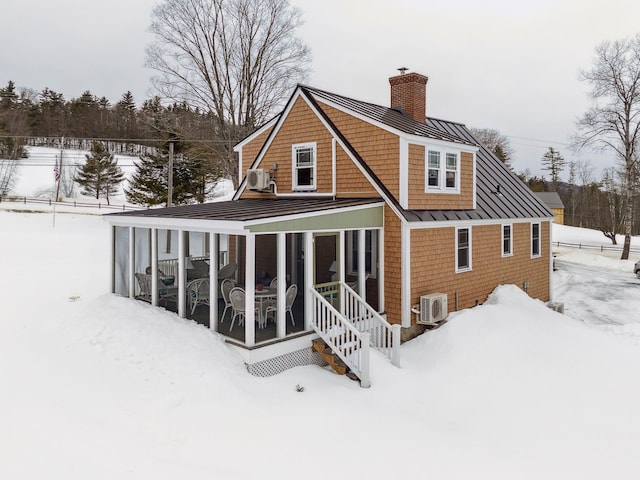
{"left": 247, "top": 168, "right": 270, "bottom": 191}
{"left": 416, "top": 293, "right": 448, "bottom": 324}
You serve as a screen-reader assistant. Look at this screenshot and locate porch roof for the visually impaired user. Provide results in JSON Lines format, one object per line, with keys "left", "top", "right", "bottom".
{"left": 106, "top": 197, "right": 384, "bottom": 233}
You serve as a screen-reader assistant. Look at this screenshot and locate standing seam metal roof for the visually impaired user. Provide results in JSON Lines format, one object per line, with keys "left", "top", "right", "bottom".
{"left": 299, "top": 86, "right": 552, "bottom": 222}
{"left": 108, "top": 198, "right": 383, "bottom": 222}
{"left": 301, "top": 85, "right": 475, "bottom": 147}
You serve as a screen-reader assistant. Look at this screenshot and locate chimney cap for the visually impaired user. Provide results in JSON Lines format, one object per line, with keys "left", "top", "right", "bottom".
{"left": 397, "top": 67, "right": 409, "bottom": 75}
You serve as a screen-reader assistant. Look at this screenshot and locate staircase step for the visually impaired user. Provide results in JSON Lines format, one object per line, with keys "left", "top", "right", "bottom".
{"left": 311, "top": 338, "right": 328, "bottom": 353}
{"left": 311, "top": 338, "right": 347, "bottom": 375}
{"left": 329, "top": 355, "right": 347, "bottom": 375}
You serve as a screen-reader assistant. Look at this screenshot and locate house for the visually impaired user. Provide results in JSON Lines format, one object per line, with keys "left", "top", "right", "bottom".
{"left": 534, "top": 192, "right": 565, "bottom": 224}
{"left": 105, "top": 71, "right": 553, "bottom": 387}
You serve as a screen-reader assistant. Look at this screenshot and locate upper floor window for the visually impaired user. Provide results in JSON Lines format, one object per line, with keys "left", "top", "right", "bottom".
{"left": 531, "top": 222, "right": 541, "bottom": 258}
{"left": 456, "top": 226, "right": 472, "bottom": 272}
{"left": 446, "top": 153, "right": 458, "bottom": 188}
{"left": 426, "top": 149, "right": 460, "bottom": 193}
{"left": 502, "top": 224, "right": 512, "bottom": 257}
{"left": 292, "top": 142, "right": 316, "bottom": 191}
{"left": 427, "top": 150, "right": 441, "bottom": 188}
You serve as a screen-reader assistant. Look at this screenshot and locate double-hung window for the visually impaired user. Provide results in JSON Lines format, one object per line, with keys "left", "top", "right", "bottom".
{"left": 427, "top": 150, "right": 441, "bottom": 188}
{"left": 531, "top": 222, "right": 541, "bottom": 258}
{"left": 292, "top": 142, "right": 316, "bottom": 191}
{"left": 426, "top": 149, "right": 460, "bottom": 192}
{"left": 456, "top": 226, "right": 471, "bottom": 272}
{"left": 502, "top": 224, "right": 512, "bottom": 257}
{"left": 445, "top": 153, "right": 458, "bottom": 188}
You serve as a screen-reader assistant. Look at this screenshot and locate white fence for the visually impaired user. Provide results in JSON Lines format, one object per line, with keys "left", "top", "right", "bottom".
{"left": 0, "top": 195, "right": 140, "bottom": 212}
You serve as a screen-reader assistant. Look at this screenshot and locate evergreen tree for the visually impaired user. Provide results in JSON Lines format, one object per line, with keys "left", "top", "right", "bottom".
{"left": 541, "top": 147, "right": 566, "bottom": 189}
{"left": 75, "top": 141, "right": 124, "bottom": 204}
{"left": 125, "top": 140, "right": 206, "bottom": 206}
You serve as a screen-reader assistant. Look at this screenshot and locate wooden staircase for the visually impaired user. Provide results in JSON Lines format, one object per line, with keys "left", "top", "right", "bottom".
{"left": 311, "top": 338, "right": 348, "bottom": 375}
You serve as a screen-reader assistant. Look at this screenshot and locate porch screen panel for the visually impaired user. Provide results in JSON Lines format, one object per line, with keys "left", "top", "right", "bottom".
{"left": 114, "top": 226, "right": 129, "bottom": 296}
{"left": 186, "top": 231, "right": 211, "bottom": 324}
{"left": 134, "top": 227, "right": 151, "bottom": 277}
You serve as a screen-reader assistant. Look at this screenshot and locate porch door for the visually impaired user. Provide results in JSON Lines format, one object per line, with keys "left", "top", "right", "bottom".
{"left": 313, "top": 232, "right": 339, "bottom": 286}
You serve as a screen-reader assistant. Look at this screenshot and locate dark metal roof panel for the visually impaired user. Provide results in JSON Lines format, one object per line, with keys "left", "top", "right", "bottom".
{"left": 301, "top": 85, "right": 476, "bottom": 147}
{"left": 107, "top": 198, "right": 383, "bottom": 222}
{"left": 399, "top": 118, "right": 553, "bottom": 223}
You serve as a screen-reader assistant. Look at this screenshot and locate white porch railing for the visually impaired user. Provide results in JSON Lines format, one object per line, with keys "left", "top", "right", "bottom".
{"left": 340, "top": 283, "right": 401, "bottom": 367}
{"left": 157, "top": 255, "right": 209, "bottom": 278}
{"left": 315, "top": 281, "right": 401, "bottom": 367}
{"left": 310, "top": 289, "right": 370, "bottom": 388}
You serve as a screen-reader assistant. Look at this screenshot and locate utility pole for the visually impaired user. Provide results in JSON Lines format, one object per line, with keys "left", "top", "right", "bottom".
{"left": 167, "top": 142, "right": 174, "bottom": 207}
{"left": 166, "top": 141, "right": 174, "bottom": 254}
{"left": 55, "top": 136, "right": 64, "bottom": 201}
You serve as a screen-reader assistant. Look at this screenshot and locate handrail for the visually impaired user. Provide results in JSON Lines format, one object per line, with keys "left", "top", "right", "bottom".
{"left": 310, "top": 289, "right": 370, "bottom": 388}
{"left": 340, "top": 282, "right": 401, "bottom": 367}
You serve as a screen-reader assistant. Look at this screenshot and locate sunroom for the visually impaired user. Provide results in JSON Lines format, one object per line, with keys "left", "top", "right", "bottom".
{"left": 105, "top": 197, "right": 385, "bottom": 373}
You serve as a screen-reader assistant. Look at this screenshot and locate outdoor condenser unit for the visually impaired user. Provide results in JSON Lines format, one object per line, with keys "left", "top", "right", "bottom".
{"left": 247, "top": 168, "right": 270, "bottom": 191}
{"left": 415, "top": 293, "right": 448, "bottom": 324}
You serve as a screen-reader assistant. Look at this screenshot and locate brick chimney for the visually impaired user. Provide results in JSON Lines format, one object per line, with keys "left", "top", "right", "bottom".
{"left": 389, "top": 71, "right": 428, "bottom": 122}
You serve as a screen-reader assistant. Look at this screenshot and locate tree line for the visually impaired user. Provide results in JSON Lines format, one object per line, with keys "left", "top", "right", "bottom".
{"left": 0, "top": 0, "right": 309, "bottom": 205}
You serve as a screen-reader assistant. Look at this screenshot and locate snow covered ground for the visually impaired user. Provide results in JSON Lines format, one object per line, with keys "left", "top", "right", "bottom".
{"left": 1, "top": 211, "right": 640, "bottom": 479}
{"left": 5, "top": 146, "right": 234, "bottom": 204}
{"left": 8, "top": 146, "right": 138, "bottom": 200}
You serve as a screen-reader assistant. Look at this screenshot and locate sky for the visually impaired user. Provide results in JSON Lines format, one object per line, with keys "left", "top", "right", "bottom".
{"left": 1, "top": 207, "right": 640, "bottom": 478}
{"left": 3, "top": 0, "right": 640, "bottom": 178}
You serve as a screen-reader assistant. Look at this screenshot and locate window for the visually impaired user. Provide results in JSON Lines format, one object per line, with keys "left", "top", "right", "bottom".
{"left": 347, "top": 230, "right": 377, "bottom": 278}
{"left": 446, "top": 153, "right": 458, "bottom": 188}
{"left": 292, "top": 142, "right": 316, "bottom": 191}
{"left": 531, "top": 222, "right": 541, "bottom": 258}
{"left": 502, "top": 224, "right": 512, "bottom": 257}
{"left": 456, "top": 226, "right": 471, "bottom": 272}
{"left": 427, "top": 150, "right": 440, "bottom": 188}
{"left": 426, "top": 149, "right": 459, "bottom": 192}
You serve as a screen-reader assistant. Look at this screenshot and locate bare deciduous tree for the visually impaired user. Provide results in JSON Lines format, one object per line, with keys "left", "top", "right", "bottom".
{"left": 469, "top": 127, "right": 515, "bottom": 168}
{"left": 574, "top": 34, "right": 640, "bottom": 259}
{"left": 146, "top": 0, "right": 311, "bottom": 185}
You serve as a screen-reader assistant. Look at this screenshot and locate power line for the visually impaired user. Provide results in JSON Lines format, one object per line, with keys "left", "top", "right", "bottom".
{"left": 0, "top": 134, "right": 237, "bottom": 144}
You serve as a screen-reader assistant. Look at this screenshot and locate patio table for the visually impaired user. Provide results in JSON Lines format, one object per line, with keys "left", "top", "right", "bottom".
{"left": 255, "top": 287, "right": 277, "bottom": 326}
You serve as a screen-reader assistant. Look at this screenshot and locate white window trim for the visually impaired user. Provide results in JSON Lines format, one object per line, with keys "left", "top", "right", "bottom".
{"left": 531, "top": 222, "right": 541, "bottom": 258}
{"left": 455, "top": 226, "right": 472, "bottom": 272}
{"left": 502, "top": 223, "right": 513, "bottom": 257}
{"left": 292, "top": 142, "right": 317, "bottom": 191}
{"left": 346, "top": 230, "right": 377, "bottom": 279}
{"left": 425, "top": 148, "right": 461, "bottom": 194}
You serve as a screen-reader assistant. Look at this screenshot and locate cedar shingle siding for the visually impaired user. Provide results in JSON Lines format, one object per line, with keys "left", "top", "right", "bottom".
{"left": 410, "top": 222, "right": 550, "bottom": 316}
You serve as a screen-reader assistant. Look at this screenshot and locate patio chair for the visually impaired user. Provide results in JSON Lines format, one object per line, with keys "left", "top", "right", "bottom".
{"left": 269, "top": 277, "right": 278, "bottom": 289}
{"left": 187, "top": 278, "right": 210, "bottom": 315}
{"left": 228, "top": 287, "right": 261, "bottom": 331}
{"left": 135, "top": 272, "right": 152, "bottom": 302}
{"left": 265, "top": 283, "right": 297, "bottom": 326}
{"left": 220, "top": 278, "right": 235, "bottom": 324}
{"left": 217, "top": 262, "right": 237, "bottom": 281}
{"left": 135, "top": 272, "right": 176, "bottom": 304}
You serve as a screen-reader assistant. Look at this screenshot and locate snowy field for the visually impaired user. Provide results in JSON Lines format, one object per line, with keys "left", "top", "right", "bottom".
{"left": 7, "top": 146, "right": 138, "bottom": 200}
{"left": 3, "top": 146, "right": 234, "bottom": 208}
{"left": 1, "top": 210, "right": 640, "bottom": 479}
